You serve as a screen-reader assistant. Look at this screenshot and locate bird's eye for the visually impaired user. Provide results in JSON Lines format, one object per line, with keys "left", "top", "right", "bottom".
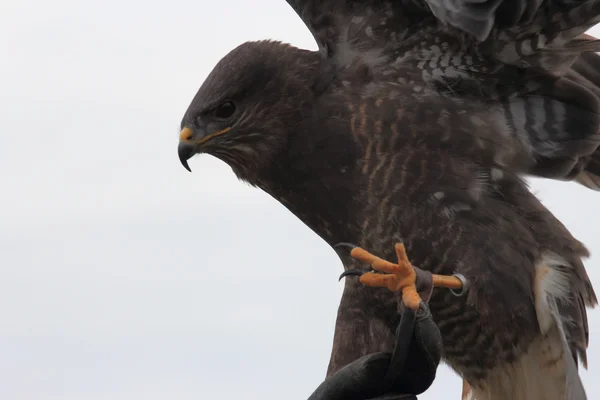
{"left": 214, "top": 101, "right": 236, "bottom": 120}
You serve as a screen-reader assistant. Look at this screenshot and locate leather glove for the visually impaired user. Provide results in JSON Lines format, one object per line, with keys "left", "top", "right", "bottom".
{"left": 307, "top": 302, "right": 442, "bottom": 400}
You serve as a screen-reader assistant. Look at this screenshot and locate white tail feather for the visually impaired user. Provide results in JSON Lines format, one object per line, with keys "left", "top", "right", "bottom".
{"left": 466, "top": 254, "right": 587, "bottom": 400}
{"left": 576, "top": 171, "right": 600, "bottom": 191}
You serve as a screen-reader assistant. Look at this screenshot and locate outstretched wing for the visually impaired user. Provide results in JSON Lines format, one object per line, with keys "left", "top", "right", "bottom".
{"left": 287, "top": 0, "right": 550, "bottom": 47}
{"left": 286, "top": 0, "right": 600, "bottom": 189}
{"left": 424, "top": 0, "right": 545, "bottom": 41}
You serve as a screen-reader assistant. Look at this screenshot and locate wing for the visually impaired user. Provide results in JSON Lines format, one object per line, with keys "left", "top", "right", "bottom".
{"left": 286, "top": 0, "right": 600, "bottom": 189}
{"left": 287, "top": 0, "right": 546, "bottom": 46}
{"left": 424, "top": 0, "right": 545, "bottom": 41}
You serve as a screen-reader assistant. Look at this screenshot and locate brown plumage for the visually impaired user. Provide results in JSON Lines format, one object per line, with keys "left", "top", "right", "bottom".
{"left": 177, "top": 1, "right": 600, "bottom": 398}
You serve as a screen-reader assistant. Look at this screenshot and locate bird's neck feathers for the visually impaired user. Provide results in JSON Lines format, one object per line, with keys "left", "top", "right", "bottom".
{"left": 249, "top": 114, "right": 368, "bottom": 246}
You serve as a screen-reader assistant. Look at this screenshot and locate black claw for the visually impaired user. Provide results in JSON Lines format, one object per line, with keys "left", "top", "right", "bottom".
{"left": 333, "top": 242, "right": 358, "bottom": 251}
{"left": 338, "top": 269, "right": 369, "bottom": 281}
{"left": 335, "top": 243, "right": 371, "bottom": 282}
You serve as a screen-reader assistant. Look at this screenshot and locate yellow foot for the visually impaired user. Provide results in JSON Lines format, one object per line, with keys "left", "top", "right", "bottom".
{"left": 350, "top": 243, "right": 422, "bottom": 311}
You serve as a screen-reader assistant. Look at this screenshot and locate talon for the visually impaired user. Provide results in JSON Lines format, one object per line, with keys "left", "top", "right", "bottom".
{"left": 338, "top": 269, "right": 370, "bottom": 281}
{"left": 350, "top": 243, "right": 422, "bottom": 311}
{"left": 333, "top": 242, "right": 358, "bottom": 251}
{"left": 336, "top": 242, "right": 371, "bottom": 281}
{"left": 337, "top": 242, "right": 468, "bottom": 306}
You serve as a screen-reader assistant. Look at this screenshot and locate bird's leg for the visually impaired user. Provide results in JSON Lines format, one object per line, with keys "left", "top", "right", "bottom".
{"left": 337, "top": 242, "right": 467, "bottom": 307}
{"left": 350, "top": 243, "right": 421, "bottom": 311}
{"left": 336, "top": 242, "right": 466, "bottom": 398}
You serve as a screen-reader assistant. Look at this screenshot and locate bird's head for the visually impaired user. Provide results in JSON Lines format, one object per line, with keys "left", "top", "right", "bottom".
{"left": 178, "top": 40, "right": 324, "bottom": 183}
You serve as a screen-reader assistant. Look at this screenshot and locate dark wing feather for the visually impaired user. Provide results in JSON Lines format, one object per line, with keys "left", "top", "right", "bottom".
{"left": 286, "top": 0, "right": 600, "bottom": 189}
{"left": 571, "top": 48, "right": 600, "bottom": 189}
{"left": 424, "top": 0, "right": 545, "bottom": 41}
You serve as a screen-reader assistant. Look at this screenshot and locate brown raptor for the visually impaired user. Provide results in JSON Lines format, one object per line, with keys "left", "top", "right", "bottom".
{"left": 177, "top": 1, "right": 600, "bottom": 398}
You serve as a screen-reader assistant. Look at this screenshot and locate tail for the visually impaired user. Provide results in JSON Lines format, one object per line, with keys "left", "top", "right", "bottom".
{"left": 468, "top": 253, "right": 596, "bottom": 400}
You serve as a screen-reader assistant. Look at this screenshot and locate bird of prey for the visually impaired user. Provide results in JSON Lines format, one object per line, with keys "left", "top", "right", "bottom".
{"left": 177, "top": 0, "right": 600, "bottom": 399}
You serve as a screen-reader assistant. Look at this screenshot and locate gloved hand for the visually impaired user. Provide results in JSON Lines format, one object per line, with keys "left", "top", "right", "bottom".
{"left": 307, "top": 302, "right": 442, "bottom": 400}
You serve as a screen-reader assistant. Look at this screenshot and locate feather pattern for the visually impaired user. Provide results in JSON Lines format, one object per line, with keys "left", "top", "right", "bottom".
{"left": 286, "top": 0, "right": 600, "bottom": 187}
{"left": 178, "top": 0, "right": 600, "bottom": 398}
{"left": 286, "top": 0, "right": 600, "bottom": 393}
{"left": 469, "top": 255, "right": 589, "bottom": 399}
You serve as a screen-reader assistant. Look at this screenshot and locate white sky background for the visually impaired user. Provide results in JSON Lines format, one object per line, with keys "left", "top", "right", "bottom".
{"left": 1, "top": 1, "right": 599, "bottom": 399}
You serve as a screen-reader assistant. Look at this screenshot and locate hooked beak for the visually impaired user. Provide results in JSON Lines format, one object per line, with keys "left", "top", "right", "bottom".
{"left": 178, "top": 144, "right": 194, "bottom": 172}
{"left": 178, "top": 127, "right": 195, "bottom": 172}
{"left": 177, "top": 126, "right": 232, "bottom": 172}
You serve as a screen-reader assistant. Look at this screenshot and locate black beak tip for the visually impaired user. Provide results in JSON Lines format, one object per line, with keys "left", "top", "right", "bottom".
{"left": 180, "top": 157, "right": 192, "bottom": 172}
{"left": 178, "top": 142, "right": 194, "bottom": 172}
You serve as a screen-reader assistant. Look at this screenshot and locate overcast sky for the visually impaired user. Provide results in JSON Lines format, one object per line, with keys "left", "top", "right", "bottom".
{"left": 1, "top": 1, "right": 599, "bottom": 399}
